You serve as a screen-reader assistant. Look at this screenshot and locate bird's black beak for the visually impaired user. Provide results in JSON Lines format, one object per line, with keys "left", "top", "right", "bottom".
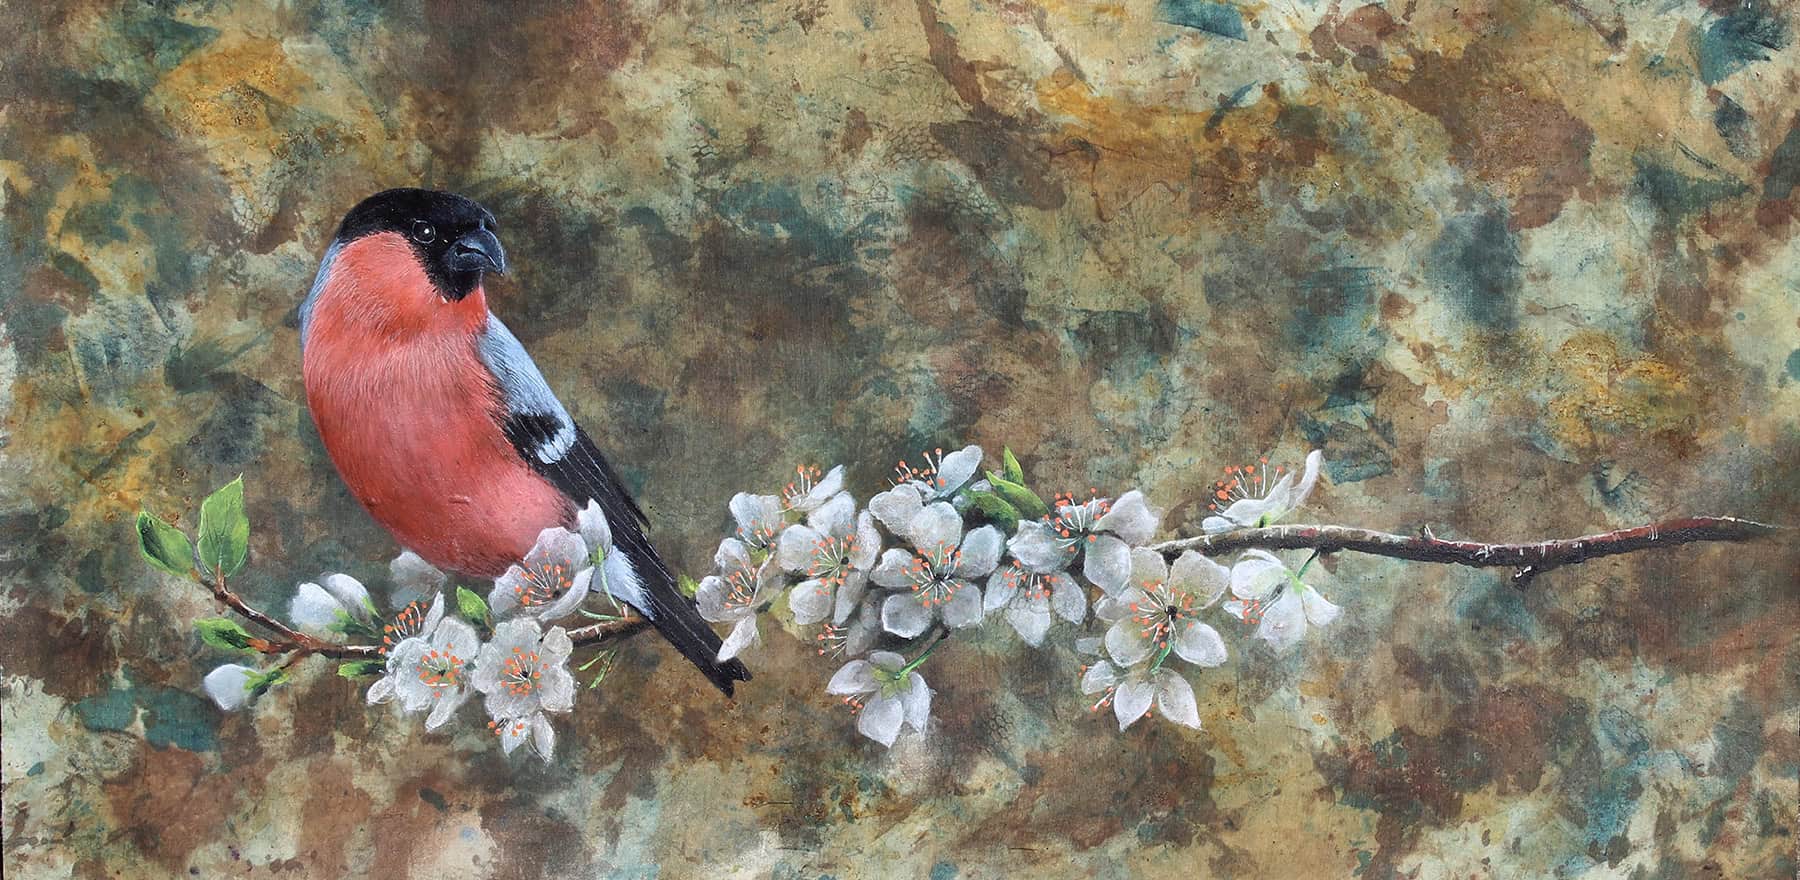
{"left": 446, "top": 228, "right": 507, "bottom": 276}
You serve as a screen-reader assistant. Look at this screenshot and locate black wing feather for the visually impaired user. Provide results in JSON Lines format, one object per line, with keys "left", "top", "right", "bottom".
{"left": 500, "top": 413, "right": 750, "bottom": 696}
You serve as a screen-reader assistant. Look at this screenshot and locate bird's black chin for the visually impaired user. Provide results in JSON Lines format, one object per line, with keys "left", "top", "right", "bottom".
{"left": 441, "top": 270, "right": 484, "bottom": 302}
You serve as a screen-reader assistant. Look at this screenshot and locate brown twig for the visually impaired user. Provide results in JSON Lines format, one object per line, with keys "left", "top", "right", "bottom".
{"left": 1150, "top": 516, "right": 1786, "bottom": 586}
{"left": 206, "top": 570, "right": 649, "bottom": 660}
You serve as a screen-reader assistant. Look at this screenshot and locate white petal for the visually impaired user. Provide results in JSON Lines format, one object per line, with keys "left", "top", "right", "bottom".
{"left": 1217, "top": 495, "right": 1281, "bottom": 530}
{"left": 869, "top": 484, "right": 924, "bottom": 537}
{"left": 1170, "top": 550, "right": 1230, "bottom": 606}
{"left": 531, "top": 714, "right": 556, "bottom": 762}
{"left": 497, "top": 717, "right": 528, "bottom": 754}
{"left": 420, "top": 592, "right": 447, "bottom": 634}
{"left": 806, "top": 492, "right": 856, "bottom": 538}
{"left": 868, "top": 650, "right": 908, "bottom": 673}
{"left": 1105, "top": 618, "right": 1153, "bottom": 666}
{"left": 1114, "top": 678, "right": 1154, "bottom": 730}
{"left": 1092, "top": 594, "right": 1130, "bottom": 623}
{"left": 1005, "top": 604, "right": 1053, "bottom": 645}
{"left": 538, "top": 665, "right": 576, "bottom": 713}
{"left": 1289, "top": 450, "right": 1324, "bottom": 511}
{"left": 1095, "top": 490, "right": 1160, "bottom": 545}
{"left": 719, "top": 618, "right": 758, "bottom": 661}
{"left": 424, "top": 688, "right": 467, "bottom": 730}
{"left": 955, "top": 526, "right": 1003, "bottom": 577}
{"left": 858, "top": 695, "right": 905, "bottom": 747}
{"left": 388, "top": 551, "right": 446, "bottom": 610}
{"left": 851, "top": 512, "right": 882, "bottom": 570}
{"left": 931, "top": 445, "right": 984, "bottom": 496}
{"left": 843, "top": 602, "right": 881, "bottom": 656}
{"left": 526, "top": 527, "right": 588, "bottom": 570}
{"left": 289, "top": 582, "right": 343, "bottom": 630}
{"left": 366, "top": 676, "right": 396, "bottom": 705}
{"left": 1302, "top": 587, "right": 1342, "bottom": 627}
{"left": 541, "top": 625, "right": 573, "bottom": 664}
{"left": 1230, "top": 549, "right": 1288, "bottom": 600}
{"left": 1201, "top": 515, "right": 1237, "bottom": 535}
{"left": 1074, "top": 637, "right": 1104, "bottom": 658}
{"left": 833, "top": 570, "right": 867, "bottom": 625}
{"left": 714, "top": 538, "right": 753, "bottom": 574}
{"left": 828, "top": 659, "right": 877, "bottom": 695}
{"left": 1082, "top": 535, "right": 1132, "bottom": 596}
{"left": 788, "top": 580, "right": 832, "bottom": 625}
{"left": 940, "top": 583, "right": 983, "bottom": 628}
{"left": 1154, "top": 671, "right": 1201, "bottom": 728}
{"left": 203, "top": 665, "right": 256, "bottom": 711}
{"left": 777, "top": 525, "right": 823, "bottom": 573}
{"left": 1081, "top": 660, "right": 1120, "bottom": 694}
{"left": 1008, "top": 520, "right": 1074, "bottom": 572}
{"left": 532, "top": 567, "right": 592, "bottom": 622}
{"left": 577, "top": 500, "right": 612, "bottom": 554}
{"left": 1127, "top": 548, "right": 1169, "bottom": 590}
{"left": 901, "top": 672, "right": 932, "bottom": 731}
{"left": 696, "top": 576, "right": 731, "bottom": 621}
{"left": 801, "top": 465, "right": 847, "bottom": 511}
{"left": 1049, "top": 572, "right": 1087, "bottom": 623}
{"left": 1256, "top": 591, "right": 1308, "bottom": 652}
{"left": 983, "top": 570, "right": 1019, "bottom": 612}
{"left": 487, "top": 567, "right": 526, "bottom": 619}
{"left": 601, "top": 545, "right": 646, "bottom": 611}
{"left": 319, "top": 575, "right": 369, "bottom": 621}
{"left": 432, "top": 618, "right": 482, "bottom": 658}
{"left": 907, "top": 503, "right": 963, "bottom": 553}
{"left": 1172, "top": 620, "right": 1228, "bottom": 668}
{"left": 730, "top": 493, "right": 784, "bottom": 537}
{"left": 871, "top": 549, "right": 915, "bottom": 588}
{"left": 881, "top": 593, "right": 932, "bottom": 638}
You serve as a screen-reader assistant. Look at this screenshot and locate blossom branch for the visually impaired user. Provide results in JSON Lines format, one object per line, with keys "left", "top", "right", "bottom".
{"left": 1150, "top": 516, "right": 1786, "bottom": 586}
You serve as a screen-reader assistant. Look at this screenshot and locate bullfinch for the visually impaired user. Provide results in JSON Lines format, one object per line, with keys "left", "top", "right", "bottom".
{"left": 299, "top": 188, "right": 750, "bottom": 696}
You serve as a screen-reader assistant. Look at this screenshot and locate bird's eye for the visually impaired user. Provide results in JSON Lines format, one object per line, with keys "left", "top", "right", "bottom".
{"left": 410, "top": 221, "right": 437, "bottom": 243}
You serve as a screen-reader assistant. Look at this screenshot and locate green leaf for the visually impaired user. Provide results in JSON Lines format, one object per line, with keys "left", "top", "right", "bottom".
{"left": 245, "top": 667, "right": 288, "bottom": 695}
{"left": 1002, "top": 447, "right": 1026, "bottom": 485}
{"left": 966, "top": 491, "right": 1021, "bottom": 534}
{"left": 136, "top": 511, "right": 193, "bottom": 577}
{"left": 196, "top": 477, "right": 249, "bottom": 579}
{"left": 337, "top": 660, "right": 385, "bottom": 679}
{"left": 195, "top": 617, "right": 254, "bottom": 653}
{"left": 455, "top": 586, "right": 489, "bottom": 625}
{"left": 677, "top": 574, "right": 701, "bottom": 598}
{"left": 986, "top": 472, "right": 1049, "bottom": 520}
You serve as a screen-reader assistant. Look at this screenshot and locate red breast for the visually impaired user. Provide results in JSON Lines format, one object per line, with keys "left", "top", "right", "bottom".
{"left": 302, "top": 232, "right": 572, "bottom": 577}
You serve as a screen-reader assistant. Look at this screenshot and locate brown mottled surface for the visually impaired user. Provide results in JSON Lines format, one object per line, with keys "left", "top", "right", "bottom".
{"left": 2, "top": 1, "right": 1798, "bottom": 877}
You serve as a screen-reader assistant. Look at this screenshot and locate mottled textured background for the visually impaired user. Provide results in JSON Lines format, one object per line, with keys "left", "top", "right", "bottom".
{"left": 3, "top": 0, "right": 1798, "bottom": 877}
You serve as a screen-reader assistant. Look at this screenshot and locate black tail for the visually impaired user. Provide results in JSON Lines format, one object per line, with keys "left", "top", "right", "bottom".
{"left": 629, "top": 543, "right": 752, "bottom": 696}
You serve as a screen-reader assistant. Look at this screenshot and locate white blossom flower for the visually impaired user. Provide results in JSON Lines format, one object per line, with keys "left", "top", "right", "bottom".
{"left": 576, "top": 500, "right": 646, "bottom": 610}
{"left": 827, "top": 650, "right": 932, "bottom": 747}
{"left": 381, "top": 592, "right": 446, "bottom": 655}
{"left": 780, "top": 464, "right": 846, "bottom": 515}
{"left": 1007, "top": 489, "right": 1161, "bottom": 596}
{"left": 697, "top": 538, "right": 775, "bottom": 661}
{"left": 776, "top": 493, "right": 880, "bottom": 626}
{"left": 203, "top": 664, "right": 259, "bottom": 711}
{"left": 471, "top": 619, "right": 576, "bottom": 761}
{"left": 289, "top": 573, "right": 374, "bottom": 635}
{"left": 890, "top": 445, "right": 984, "bottom": 502}
{"left": 983, "top": 564, "right": 1086, "bottom": 646}
{"left": 729, "top": 491, "right": 787, "bottom": 552}
{"left": 871, "top": 502, "right": 1001, "bottom": 637}
{"left": 1095, "top": 549, "right": 1229, "bottom": 669}
{"left": 1081, "top": 660, "right": 1201, "bottom": 730}
{"left": 488, "top": 527, "right": 594, "bottom": 622}
{"left": 388, "top": 551, "right": 446, "bottom": 610}
{"left": 490, "top": 712, "right": 557, "bottom": 762}
{"left": 1222, "top": 549, "right": 1341, "bottom": 652}
{"left": 366, "top": 614, "right": 481, "bottom": 730}
{"left": 1202, "top": 450, "right": 1324, "bottom": 534}
{"left": 814, "top": 593, "right": 882, "bottom": 658}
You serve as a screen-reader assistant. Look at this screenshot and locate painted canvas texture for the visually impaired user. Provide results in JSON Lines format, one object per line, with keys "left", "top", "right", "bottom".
{"left": 2, "top": 1, "right": 1798, "bottom": 878}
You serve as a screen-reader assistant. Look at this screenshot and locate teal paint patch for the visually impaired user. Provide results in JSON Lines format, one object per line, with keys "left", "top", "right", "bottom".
{"left": 74, "top": 681, "right": 220, "bottom": 752}
{"left": 27, "top": 761, "right": 45, "bottom": 776}
{"left": 75, "top": 688, "right": 138, "bottom": 732}
{"left": 929, "top": 862, "right": 959, "bottom": 880}
{"left": 1697, "top": 1, "right": 1787, "bottom": 85}
{"left": 121, "top": 15, "right": 221, "bottom": 73}
{"left": 1631, "top": 156, "right": 1747, "bottom": 225}
{"left": 1763, "top": 119, "right": 1800, "bottom": 200}
{"left": 1157, "top": 0, "right": 1247, "bottom": 41}
{"left": 1785, "top": 348, "right": 1800, "bottom": 381}
{"left": 1426, "top": 207, "right": 1521, "bottom": 330}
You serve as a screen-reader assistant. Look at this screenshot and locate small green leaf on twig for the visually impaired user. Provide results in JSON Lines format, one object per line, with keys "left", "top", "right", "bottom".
{"left": 338, "top": 659, "right": 385, "bottom": 679}
{"left": 195, "top": 617, "right": 255, "bottom": 653}
{"left": 1002, "top": 447, "right": 1026, "bottom": 485}
{"left": 455, "top": 586, "right": 490, "bottom": 627}
{"left": 196, "top": 477, "right": 249, "bottom": 579}
{"left": 581, "top": 649, "right": 619, "bottom": 688}
{"left": 966, "top": 491, "right": 1021, "bottom": 534}
{"left": 677, "top": 574, "right": 700, "bottom": 598}
{"left": 985, "top": 473, "right": 1049, "bottom": 520}
{"left": 246, "top": 666, "right": 289, "bottom": 695}
{"left": 137, "top": 511, "right": 194, "bottom": 577}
